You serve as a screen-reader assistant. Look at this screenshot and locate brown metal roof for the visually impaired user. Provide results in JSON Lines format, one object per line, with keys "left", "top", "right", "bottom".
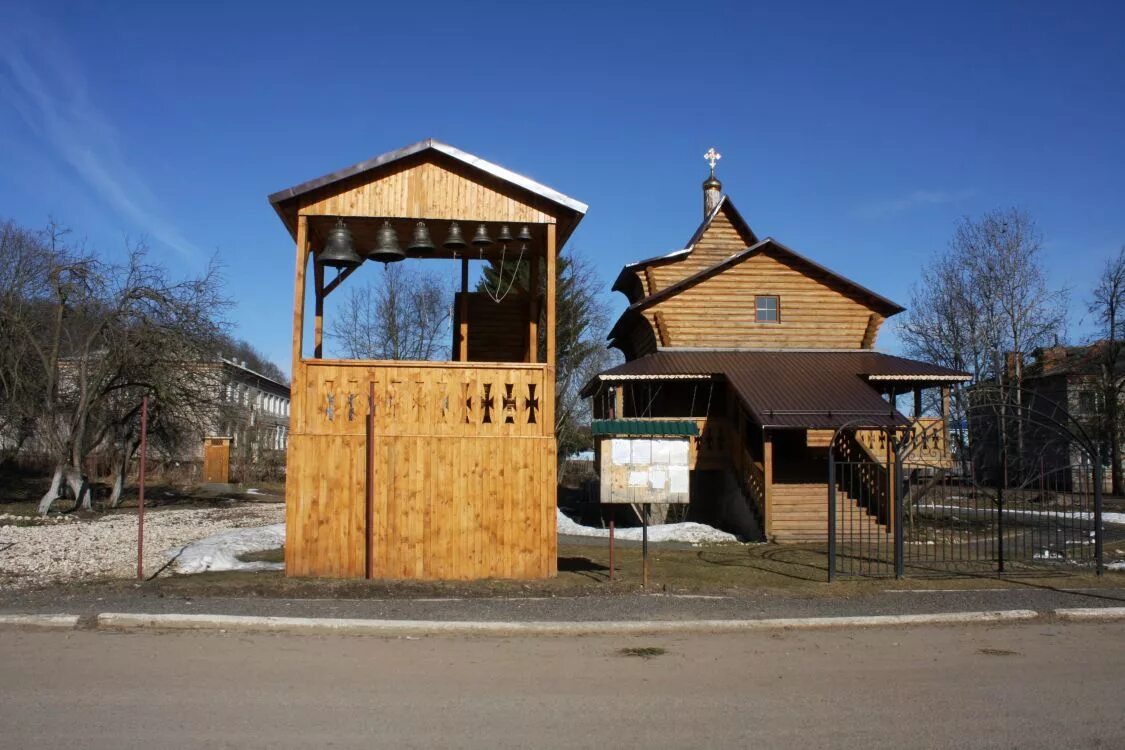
{"left": 583, "top": 350, "right": 970, "bottom": 429}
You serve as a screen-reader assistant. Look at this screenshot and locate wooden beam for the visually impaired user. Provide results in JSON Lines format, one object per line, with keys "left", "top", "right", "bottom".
{"left": 321, "top": 265, "right": 358, "bottom": 298}
{"left": 613, "top": 385, "right": 624, "bottom": 419}
{"left": 913, "top": 387, "right": 922, "bottom": 419}
{"left": 528, "top": 252, "right": 540, "bottom": 363}
{"left": 458, "top": 257, "right": 469, "bottom": 362}
{"left": 313, "top": 261, "right": 325, "bottom": 359}
{"left": 545, "top": 224, "right": 557, "bottom": 368}
{"left": 291, "top": 216, "right": 310, "bottom": 376}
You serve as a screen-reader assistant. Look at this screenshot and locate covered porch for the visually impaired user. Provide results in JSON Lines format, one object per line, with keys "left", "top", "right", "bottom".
{"left": 584, "top": 350, "right": 970, "bottom": 542}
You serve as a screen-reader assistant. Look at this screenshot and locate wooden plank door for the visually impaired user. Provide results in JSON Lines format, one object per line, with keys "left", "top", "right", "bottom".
{"left": 203, "top": 438, "right": 230, "bottom": 483}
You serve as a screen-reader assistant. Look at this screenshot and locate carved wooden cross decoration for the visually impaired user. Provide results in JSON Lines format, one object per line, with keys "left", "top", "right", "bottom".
{"left": 704, "top": 147, "right": 721, "bottom": 174}
{"left": 525, "top": 383, "right": 539, "bottom": 424}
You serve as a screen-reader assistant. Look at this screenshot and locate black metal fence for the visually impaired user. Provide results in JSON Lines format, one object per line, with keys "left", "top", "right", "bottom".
{"left": 829, "top": 387, "right": 1106, "bottom": 579}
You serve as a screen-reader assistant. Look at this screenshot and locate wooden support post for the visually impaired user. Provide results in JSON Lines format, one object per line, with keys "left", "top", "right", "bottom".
{"left": 941, "top": 384, "right": 952, "bottom": 450}
{"left": 763, "top": 429, "right": 774, "bottom": 539}
{"left": 313, "top": 261, "right": 325, "bottom": 359}
{"left": 613, "top": 385, "right": 624, "bottom": 420}
{"left": 528, "top": 252, "right": 540, "bottom": 363}
{"left": 291, "top": 216, "right": 310, "bottom": 377}
{"left": 545, "top": 224, "right": 557, "bottom": 368}
{"left": 913, "top": 387, "right": 922, "bottom": 419}
{"left": 458, "top": 257, "right": 469, "bottom": 362}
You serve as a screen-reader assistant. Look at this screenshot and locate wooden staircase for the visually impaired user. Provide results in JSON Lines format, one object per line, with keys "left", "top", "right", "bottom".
{"left": 770, "top": 483, "right": 885, "bottom": 543}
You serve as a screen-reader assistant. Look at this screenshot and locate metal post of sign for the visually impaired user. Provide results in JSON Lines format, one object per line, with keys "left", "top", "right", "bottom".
{"left": 641, "top": 503, "right": 650, "bottom": 588}
{"left": 136, "top": 395, "right": 149, "bottom": 581}
{"left": 608, "top": 518, "right": 615, "bottom": 581}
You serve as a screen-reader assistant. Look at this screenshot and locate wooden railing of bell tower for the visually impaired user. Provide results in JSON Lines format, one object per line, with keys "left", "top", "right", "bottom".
{"left": 295, "top": 360, "right": 552, "bottom": 437}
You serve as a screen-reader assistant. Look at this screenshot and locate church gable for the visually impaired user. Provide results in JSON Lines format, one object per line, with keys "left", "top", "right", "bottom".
{"left": 642, "top": 244, "right": 888, "bottom": 349}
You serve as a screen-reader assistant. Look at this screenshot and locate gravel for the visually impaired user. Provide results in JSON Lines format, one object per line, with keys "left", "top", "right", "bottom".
{"left": 0, "top": 505, "right": 284, "bottom": 592}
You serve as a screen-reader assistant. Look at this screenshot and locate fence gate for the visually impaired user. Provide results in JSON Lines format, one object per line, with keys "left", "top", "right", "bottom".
{"left": 829, "top": 385, "right": 1106, "bottom": 579}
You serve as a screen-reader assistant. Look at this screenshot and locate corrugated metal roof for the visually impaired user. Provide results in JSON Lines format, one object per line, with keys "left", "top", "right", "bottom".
{"left": 591, "top": 419, "right": 700, "bottom": 436}
{"left": 583, "top": 350, "right": 970, "bottom": 429}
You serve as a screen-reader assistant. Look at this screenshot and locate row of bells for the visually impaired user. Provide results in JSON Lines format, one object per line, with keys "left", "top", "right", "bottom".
{"left": 318, "top": 219, "right": 533, "bottom": 268}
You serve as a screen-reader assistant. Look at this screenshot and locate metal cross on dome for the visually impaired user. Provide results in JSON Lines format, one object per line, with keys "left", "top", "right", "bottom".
{"left": 704, "top": 147, "right": 722, "bottom": 174}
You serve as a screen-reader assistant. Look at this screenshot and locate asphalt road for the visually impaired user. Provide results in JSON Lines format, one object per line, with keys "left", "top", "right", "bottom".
{"left": 1, "top": 621, "right": 1121, "bottom": 749}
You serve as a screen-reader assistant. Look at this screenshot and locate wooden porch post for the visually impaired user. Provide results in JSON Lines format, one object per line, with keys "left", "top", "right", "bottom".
{"left": 913, "top": 387, "right": 922, "bottom": 419}
{"left": 528, "top": 251, "right": 540, "bottom": 363}
{"left": 763, "top": 429, "right": 774, "bottom": 538}
{"left": 941, "top": 384, "right": 952, "bottom": 445}
{"left": 613, "top": 384, "right": 624, "bottom": 419}
{"left": 458, "top": 257, "right": 469, "bottom": 362}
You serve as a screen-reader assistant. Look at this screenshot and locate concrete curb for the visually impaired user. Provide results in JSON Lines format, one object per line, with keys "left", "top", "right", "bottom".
{"left": 94, "top": 609, "right": 1041, "bottom": 637}
{"left": 1055, "top": 607, "right": 1125, "bottom": 622}
{"left": 0, "top": 614, "right": 81, "bottom": 630}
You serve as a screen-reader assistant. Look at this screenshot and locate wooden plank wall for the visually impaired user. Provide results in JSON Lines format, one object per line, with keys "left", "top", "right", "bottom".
{"left": 644, "top": 206, "right": 754, "bottom": 293}
{"left": 643, "top": 248, "right": 884, "bottom": 349}
{"left": 297, "top": 158, "right": 556, "bottom": 225}
{"left": 286, "top": 360, "right": 557, "bottom": 579}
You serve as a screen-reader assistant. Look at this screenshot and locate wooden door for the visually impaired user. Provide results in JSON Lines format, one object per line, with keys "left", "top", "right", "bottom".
{"left": 203, "top": 438, "right": 230, "bottom": 483}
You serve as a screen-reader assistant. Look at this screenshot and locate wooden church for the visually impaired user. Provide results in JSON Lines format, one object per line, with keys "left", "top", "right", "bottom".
{"left": 270, "top": 139, "right": 586, "bottom": 579}
{"left": 583, "top": 150, "right": 969, "bottom": 542}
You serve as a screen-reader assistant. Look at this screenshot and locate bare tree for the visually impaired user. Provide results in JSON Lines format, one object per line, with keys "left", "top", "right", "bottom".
{"left": 0, "top": 221, "right": 229, "bottom": 513}
{"left": 328, "top": 264, "right": 451, "bottom": 360}
{"left": 901, "top": 209, "right": 1067, "bottom": 468}
{"left": 1088, "top": 245, "right": 1125, "bottom": 494}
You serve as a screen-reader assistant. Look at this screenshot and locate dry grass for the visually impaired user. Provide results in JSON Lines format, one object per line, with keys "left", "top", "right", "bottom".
{"left": 129, "top": 539, "right": 1122, "bottom": 601}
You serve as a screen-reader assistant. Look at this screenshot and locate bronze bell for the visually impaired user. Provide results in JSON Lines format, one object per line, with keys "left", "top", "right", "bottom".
{"left": 516, "top": 226, "right": 532, "bottom": 242}
{"left": 471, "top": 223, "right": 492, "bottom": 247}
{"left": 368, "top": 220, "right": 405, "bottom": 263}
{"left": 317, "top": 218, "right": 362, "bottom": 269}
{"left": 407, "top": 221, "right": 435, "bottom": 253}
{"left": 496, "top": 224, "right": 513, "bottom": 244}
{"left": 443, "top": 221, "right": 467, "bottom": 249}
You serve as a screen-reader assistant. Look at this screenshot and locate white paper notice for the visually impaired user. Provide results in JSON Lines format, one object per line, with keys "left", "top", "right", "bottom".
{"left": 649, "top": 468, "right": 667, "bottom": 490}
{"left": 669, "top": 440, "right": 690, "bottom": 466}
{"left": 628, "top": 470, "right": 648, "bottom": 487}
{"left": 611, "top": 439, "right": 631, "bottom": 466}
{"left": 669, "top": 466, "right": 689, "bottom": 493}
{"left": 651, "top": 439, "right": 672, "bottom": 465}
{"left": 631, "top": 439, "right": 652, "bottom": 465}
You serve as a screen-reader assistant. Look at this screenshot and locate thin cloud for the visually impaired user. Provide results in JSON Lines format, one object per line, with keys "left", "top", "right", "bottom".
{"left": 857, "top": 189, "right": 978, "bottom": 219}
{"left": 0, "top": 18, "right": 200, "bottom": 260}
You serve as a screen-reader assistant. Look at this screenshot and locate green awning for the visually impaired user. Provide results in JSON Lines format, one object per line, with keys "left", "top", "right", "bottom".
{"left": 591, "top": 419, "right": 699, "bottom": 437}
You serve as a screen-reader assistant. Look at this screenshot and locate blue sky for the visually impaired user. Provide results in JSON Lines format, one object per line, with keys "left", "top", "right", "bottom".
{"left": 2, "top": 1, "right": 1123, "bottom": 372}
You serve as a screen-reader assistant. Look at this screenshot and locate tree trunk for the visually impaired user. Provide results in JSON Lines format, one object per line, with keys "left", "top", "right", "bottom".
{"left": 107, "top": 436, "right": 140, "bottom": 508}
{"left": 37, "top": 463, "right": 91, "bottom": 514}
{"left": 37, "top": 465, "right": 66, "bottom": 514}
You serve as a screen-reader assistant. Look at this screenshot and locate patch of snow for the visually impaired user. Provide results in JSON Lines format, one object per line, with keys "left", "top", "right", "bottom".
{"left": 165, "top": 523, "right": 285, "bottom": 574}
{"left": 556, "top": 509, "right": 738, "bottom": 545}
{"left": 1106, "top": 561, "right": 1125, "bottom": 571}
{"left": 917, "top": 504, "right": 1125, "bottom": 526}
{"left": 245, "top": 488, "right": 265, "bottom": 495}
